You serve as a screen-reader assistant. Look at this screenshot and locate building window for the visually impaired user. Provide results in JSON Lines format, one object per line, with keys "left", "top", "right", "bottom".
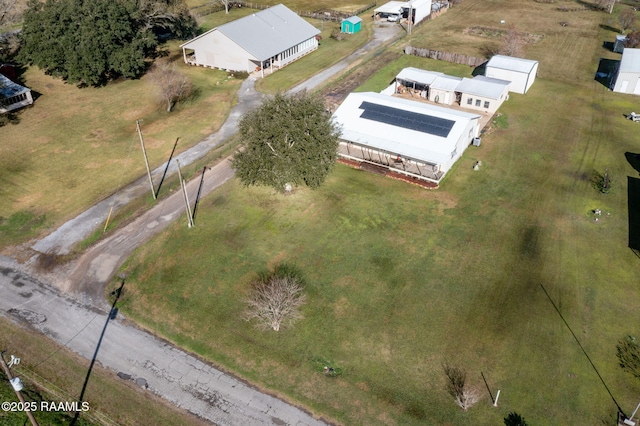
{"left": 484, "top": 101, "right": 490, "bottom": 108}
{"left": 451, "top": 147, "right": 457, "bottom": 159}
{"left": 475, "top": 99, "right": 481, "bottom": 107}
{"left": 467, "top": 98, "right": 473, "bottom": 105}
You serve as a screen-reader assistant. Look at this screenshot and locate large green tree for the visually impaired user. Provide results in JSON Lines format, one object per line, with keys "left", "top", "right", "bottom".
{"left": 19, "top": 0, "right": 195, "bottom": 86}
{"left": 232, "top": 92, "right": 341, "bottom": 193}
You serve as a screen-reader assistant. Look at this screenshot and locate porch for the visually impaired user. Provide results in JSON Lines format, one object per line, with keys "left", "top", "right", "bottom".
{"left": 338, "top": 141, "right": 444, "bottom": 184}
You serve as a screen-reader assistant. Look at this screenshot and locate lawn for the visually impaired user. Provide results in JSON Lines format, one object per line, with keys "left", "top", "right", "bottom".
{"left": 0, "top": 2, "right": 376, "bottom": 250}
{"left": 117, "top": 0, "right": 640, "bottom": 424}
{"left": 0, "top": 40, "right": 242, "bottom": 248}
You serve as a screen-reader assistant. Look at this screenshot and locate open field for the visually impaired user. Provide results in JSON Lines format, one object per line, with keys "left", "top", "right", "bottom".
{"left": 0, "top": 42, "right": 241, "bottom": 248}
{"left": 0, "top": 316, "right": 210, "bottom": 426}
{"left": 116, "top": 0, "right": 640, "bottom": 424}
{"left": 0, "top": 3, "right": 375, "bottom": 250}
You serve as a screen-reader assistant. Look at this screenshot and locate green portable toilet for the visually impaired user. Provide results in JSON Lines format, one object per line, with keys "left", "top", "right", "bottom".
{"left": 341, "top": 16, "right": 362, "bottom": 34}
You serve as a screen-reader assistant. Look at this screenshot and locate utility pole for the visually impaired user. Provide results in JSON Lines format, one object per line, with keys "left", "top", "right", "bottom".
{"left": 136, "top": 120, "right": 156, "bottom": 200}
{"left": 176, "top": 160, "right": 194, "bottom": 228}
{"left": 0, "top": 352, "right": 39, "bottom": 426}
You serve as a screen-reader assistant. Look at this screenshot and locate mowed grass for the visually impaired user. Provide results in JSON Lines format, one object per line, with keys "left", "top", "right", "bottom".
{"left": 118, "top": 0, "right": 640, "bottom": 424}
{"left": 0, "top": 42, "right": 242, "bottom": 247}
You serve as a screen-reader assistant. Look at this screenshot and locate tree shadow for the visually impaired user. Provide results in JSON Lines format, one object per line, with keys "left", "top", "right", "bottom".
{"left": 628, "top": 176, "right": 640, "bottom": 251}
{"left": 602, "top": 40, "right": 615, "bottom": 51}
{"left": 594, "top": 58, "right": 619, "bottom": 89}
{"left": 600, "top": 24, "right": 620, "bottom": 33}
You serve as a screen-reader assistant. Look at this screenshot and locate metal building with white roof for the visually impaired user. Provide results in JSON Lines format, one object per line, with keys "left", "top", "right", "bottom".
{"left": 375, "top": 0, "right": 432, "bottom": 24}
{"left": 180, "top": 4, "right": 320, "bottom": 76}
{"left": 428, "top": 75, "right": 462, "bottom": 105}
{"left": 332, "top": 92, "right": 480, "bottom": 183}
{"left": 485, "top": 55, "right": 538, "bottom": 94}
{"left": 390, "top": 68, "right": 509, "bottom": 113}
{"left": 613, "top": 48, "right": 640, "bottom": 95}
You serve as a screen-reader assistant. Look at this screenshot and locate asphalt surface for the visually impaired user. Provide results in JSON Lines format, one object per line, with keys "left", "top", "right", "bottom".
{"left": 0, "top": 260, "right": 328, "bottom": 426}
{"left": 0, "top": 22, "right": 402, "bottom": 426}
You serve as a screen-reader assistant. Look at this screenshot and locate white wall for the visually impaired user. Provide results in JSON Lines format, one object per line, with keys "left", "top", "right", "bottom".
{"left": 613, "top": 71, "right": 640, "bottom": 94}
{"left": 460, "top": 91, "right": 506, "bottom": 114}
{"left": 485, "top": 67, "right": 536, "bottom": 94}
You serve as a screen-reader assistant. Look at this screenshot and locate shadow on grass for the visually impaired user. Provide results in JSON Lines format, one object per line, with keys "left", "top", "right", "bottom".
{"left": 595, "top": 58, "right": 619, "bottom": 89}
{"left": 538, "top": 283, "right": 626, "bottom": 418}
{"left": 600, "top": 24, "right": 620, "bottom": 34}
{"left": 628, "top": 176, "right": 640, "bottom": 252}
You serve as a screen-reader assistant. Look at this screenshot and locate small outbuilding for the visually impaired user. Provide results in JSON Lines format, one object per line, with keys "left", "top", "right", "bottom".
{"left": 613, "top": 48, "right": 640, "bottom": 95}
{"left": 614, "top": 35, "right": 627, "bottom": 54}
{"left": 375, "top": 0, "right": 432, "bottom": 24}
{"left": 332, "top": 92, "right": 481, "bottom": 184}
{"left": 180, "top": 4, "right": 320, "bottom": 76}
{"left": 388, "top": 67, "right": 510, "bottom": 113}
{"left": 485, "top": 55, "right": 539, "bottom": 94}
{"left": 341, "top": 16, "right": 362, "bottom": 34}
{"left": 374, "top": 1, "right": 404, "bottom": 21}
{"left": 455, "top": 75, "right": 510, "bottom": 114}
{"left": 0, "top": 73, "right": 33, "bottom": 114}
{"left": 428, "top": 75, "right": 462, "bottom": 105}
{"left": 402, "top": 0, "right": 432, "bottom": 25}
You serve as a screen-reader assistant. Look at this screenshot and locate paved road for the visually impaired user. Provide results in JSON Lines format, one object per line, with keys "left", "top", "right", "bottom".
{"left": 0, "top": 261, "right": 328, "bottom": 426}
{"left": 1, "top": 22, "right": 403, "bottom": 426}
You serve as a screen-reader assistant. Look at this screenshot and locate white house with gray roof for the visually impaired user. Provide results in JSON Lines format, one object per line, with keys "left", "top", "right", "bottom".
{"left": 332, "top": 92, "right": 480, "bottom": 183}
{"left": 485, "top": 55, "right": 538, "bottom": 94}
{"left": 613, "top": 48, "right": 640, "bottom": 95}
{"left": 180, "top": 4, "right": 320, "bottom": 76}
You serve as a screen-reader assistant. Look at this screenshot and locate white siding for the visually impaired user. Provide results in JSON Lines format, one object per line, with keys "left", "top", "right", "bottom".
{"left": 613, "top": 71, "right": 640, "bottom": 94}
{"left": 485, "top": 62, "right": 537, "bottom": 94}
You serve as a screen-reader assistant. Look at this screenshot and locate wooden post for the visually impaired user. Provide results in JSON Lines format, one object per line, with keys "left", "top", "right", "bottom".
{"left": 136, "top": 120, "right": 156, "bottom": 200}
{"left": 176, "top": 160, "right": 194, "bottom": 228}
{"left": 0, "top": 352, "right": 39, "bottom": 426}
{"left": 103, "top": 206, "right": 113, "bottom": 233}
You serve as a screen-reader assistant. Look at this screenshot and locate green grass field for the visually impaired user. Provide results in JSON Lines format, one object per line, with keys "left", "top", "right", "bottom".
{"left": 0, "top": 3, "right": 375, "bottom": 250}
{"left": 116, "top": 0, "right": 640, "bottom": 424}
{"left": 0, "top": 42, "right": 242, "bottom": 248}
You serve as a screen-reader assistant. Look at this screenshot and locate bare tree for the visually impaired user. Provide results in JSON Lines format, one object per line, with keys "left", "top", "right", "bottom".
{"left": 221, "top": 0, "right": 230, "bottom": 14}
{"left": 149, "top": 63, "right": 193, "bottom": 112}
{"left": 626, "top": 29, "right": 640, "bottom": 48}
{"left": 619, "top": 8, "right": 637, "bottom": 33}
{"left": 443, "top": 364, "right": 481, "bottom": 411}
{"left": 499, "top": 25, "right": 525, "bottom": 57}
{"left": 244, "top": 270, "right": 306, "bottom": 332}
